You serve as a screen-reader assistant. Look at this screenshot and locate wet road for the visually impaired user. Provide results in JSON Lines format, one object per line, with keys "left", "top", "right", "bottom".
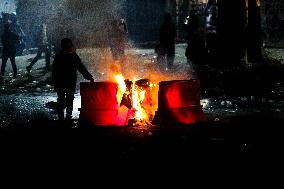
{"left": 0, "top": 93, "right": 81, "bottom": 128}
{"left": 1, "top": 92, "right": 284, "bottom": 164}
{"left": 0, "top": 91, "right": 283, "bottom": 129}
{"left": 0, "top": 46, "right": 283, "bottom": 133}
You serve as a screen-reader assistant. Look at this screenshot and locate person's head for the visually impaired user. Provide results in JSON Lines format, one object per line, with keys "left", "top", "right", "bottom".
{"left": 111, "top": 19, "right": 119, "bottom": 28}
{"left": 41, "top": 23, "right": 47, "bottom": 33}
{"left": 3, "top": 23, "right": 10, "bottom": 31}
{"left": 209, "top": 5, "right": 216, "bottom": 15}
{"left": 61, "top": 38, "right": 74, "bottom": 53}
{"left": 164, "top": 13, "right": 172, "bottom": 22}
{"left": 41, "top": 22, "right": 47, "bottom": 28}
{"left": 190, "top": 10, "right": 196, "bottom": 18}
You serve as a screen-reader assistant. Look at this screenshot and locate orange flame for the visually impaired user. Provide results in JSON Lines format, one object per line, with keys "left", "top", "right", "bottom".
{"left": 132, "top": 80, "right": 148, "bottom": 121}
{"left": 114, "top": 73, "right": 127, "bottom": 104}
{"left": 114, "top": 73, "right": 156, "bottom": 123}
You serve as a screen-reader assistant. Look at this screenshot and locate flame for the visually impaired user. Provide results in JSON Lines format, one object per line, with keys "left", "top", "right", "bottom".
{"left": 114, "top": 74, "right": 126, "bottom": 104}
{"left": 132, "top": 80, "right": 148, "bottom": 121}
{"left": 113, "top": 74, "right": 152, "bottom": 122}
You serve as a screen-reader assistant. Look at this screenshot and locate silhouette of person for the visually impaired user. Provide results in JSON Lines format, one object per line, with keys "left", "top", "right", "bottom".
{"left": 184, "top": 10, "right": 201, "bottom": 67}
{"left": 26, "top": 23, "right": 51, "bottom": 73}
{"left": 49, "top": 12, "right": 76, "bottom": 56}
{"left": 8, "top": 12, "right": 26, "bottom": 56}
{"left": 53, "top": 27, "right": 75, "bottom": 56}
{"left": 159, "top": 13, "right": 176, "bottom": 69}
{"left": 205, "top": 5, "right": 218, "bottom": 62}
{"left": 108, "top": 19, "right": 127, "bottom": 62}
{"left": 52, "top": 38, "right": 93, "bottom": 120}
{"left": 246, "top": 0, "right": 263, "bottom": 63}
{"left": 1, "top": 22, "right": 20, "bottom": 80}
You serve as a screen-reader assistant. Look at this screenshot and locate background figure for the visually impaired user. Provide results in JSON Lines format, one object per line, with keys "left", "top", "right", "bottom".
{"left": 184, "top": 10, "right": 202, "bottom": 70}
{"left": 108, "top": 19, "right": 128, "bottom": 62}
{"left": 48, "top": 12, "right": 76, "bottom": 56}
{"left": 52, "top": 38, "right": 93, "bottom": 120}
{"left": 51, "top": 27, "right": 75, "bottom": 56}
{"left": 159, "top": 13, "right": 176, "bottom": 69}
{"left": 205, "top": 5, "right": 218, "bottom": 63}
{"left": 9, "top": 13, "right": 26, "bottom": 56}
{"left": 26, "top": 23, "right": 51, "bottom": 73}
{"left": 1, "top": 23, "right": 19, "bottom": 79}
{"left": 1, "top": 12, "right": 26, "bottom": 56}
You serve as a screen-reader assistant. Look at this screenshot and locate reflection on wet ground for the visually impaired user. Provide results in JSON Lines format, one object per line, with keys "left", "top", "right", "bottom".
{"left": 0, "top": 92, "right": 283, "bottom": 129}
{"left": 0, "top": 46, "right": 283, "bottom": 137}
{"left": 0, "top": 93, "right": 81, "bottom": 128}
{"left": 0, "top": 93, "right": 283, "bottom": 161}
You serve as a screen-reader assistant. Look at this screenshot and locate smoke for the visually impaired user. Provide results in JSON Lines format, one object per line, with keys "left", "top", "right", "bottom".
{"left": 17, "top": 0, "right": 192, "bottom": 82}
{"left": 78, "top": 47, "right": 192, "bottom": 83}
{"left": 53, "top": 0, "right": 127, "bottom": 47}
{"left": 16, "top": 0, "right": 127, "bottom": 48}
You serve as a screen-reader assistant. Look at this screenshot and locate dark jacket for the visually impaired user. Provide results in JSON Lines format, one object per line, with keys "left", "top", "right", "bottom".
{"left": 160, "top": 21, "right": 176, "bottom": 47}
{"left": 108, "top": 23, "right": 127, "bottom": 51}
{"left": 159, "top": 21, "right": 176, "bottom": 55}
{"left": 185, "top": 15, "right": 199, "bottom": 41}
{"left": 52, "top": 51, "right": 93, "bottom": 89}
{"left": 35, "top": 28, "right": 47, "bottom": 48}
{"left": 1, "top": 29, "right": 19, "bottom": 56}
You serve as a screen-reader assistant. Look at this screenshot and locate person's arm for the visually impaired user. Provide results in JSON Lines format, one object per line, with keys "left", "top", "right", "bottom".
{"left": 75, "top": 55, "right": 94, "bottom": 81}
{"left": 13, "top": 33, "right": 20, "bottom": 45}
{"left": 174, "top": 24, "right": 177, "bottom": 38}
{"left": 52, "top": 55, "right": 59, "bottom": 86}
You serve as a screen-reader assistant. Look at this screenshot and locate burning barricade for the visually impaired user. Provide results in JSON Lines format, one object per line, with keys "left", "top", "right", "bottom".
{"left": 79, "top": 75, "right": 207, "bottom": 127}
{"left": 79, "top": 52, "right": 206, "bottom": 127}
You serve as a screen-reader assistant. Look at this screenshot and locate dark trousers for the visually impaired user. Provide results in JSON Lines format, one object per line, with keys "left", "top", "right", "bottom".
{"left": 56, "top": 87, "right": 75, "bottom": 120}
{"left": 110, "top": 47, "right": 125, "bottom": 61}
{"left": 1, "top": 54, "right": 17, "bottom": 77}
{"left": 157, "top": 44, "right": 175, "bottom": 69}
{"left": 28, "top": 46, "right": 51, "bottom": 69}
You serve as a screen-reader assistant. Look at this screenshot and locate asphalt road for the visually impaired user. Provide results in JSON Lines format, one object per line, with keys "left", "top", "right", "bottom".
{"left": 0, "top": 45, "right": 283, "bottom": 161}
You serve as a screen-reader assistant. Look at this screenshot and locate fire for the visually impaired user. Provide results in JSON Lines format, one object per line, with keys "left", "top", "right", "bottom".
{"left": 132, "top": 80, "right": 148, "bottom": 121}
{"left": 114, "top": 73, "right": 127, "bottom": 104}
{"left": 113, "top": 73, "right": 156, "bottom": 124}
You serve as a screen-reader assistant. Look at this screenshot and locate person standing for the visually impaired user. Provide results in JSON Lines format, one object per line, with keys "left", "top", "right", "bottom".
{"left": 26, "top": 23, "right": 51, "bottom": 73}
{"left": 52, "top": 38, "right": 93, "bottom": 120}
{"left": 205, "top": 5, "right": 218, "bottom": 63}
{"left": 184, "top": 10, "right": 201, "bottom": 67}
{"left": 1, "top": 23, "right": 20, "bottom": 80}
{"left": 159, "top": 13, "right": 176, "bottom": 69}
{"left": 108, "top": 19, "right": 128, "bottom": 62}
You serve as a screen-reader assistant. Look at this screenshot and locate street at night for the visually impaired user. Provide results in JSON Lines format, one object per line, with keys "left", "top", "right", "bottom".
{"left": 0, "top": 0, "right": 284, "bottom": 167}
{"left": 0, "top": 45, "right": 283, "bottom": 161}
